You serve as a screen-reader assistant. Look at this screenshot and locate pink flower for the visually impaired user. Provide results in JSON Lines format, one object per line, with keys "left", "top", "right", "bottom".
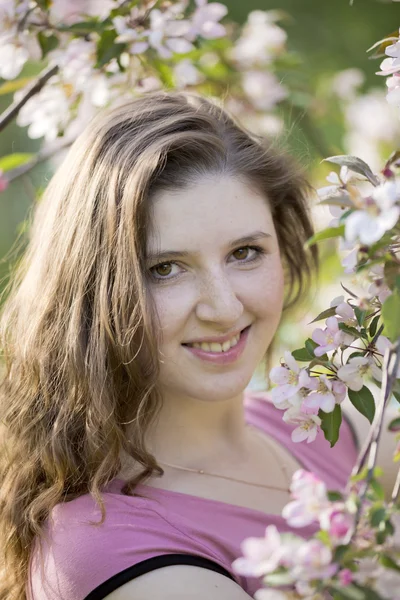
{"left": 337, "top": 355, "right": 382, "bottom": 391}
{"left": 301, "top": 374, "right": 336, "bottom": 413}
{"left": 282, "top": 470, "right": 329, "bottom": 527}
{"left": 232, "top": 525, "right": 284, "bottom": 577}
{"left": 312, "top": 316, "right": 342, "bottom": 356}
{"left": 332, "top": 379, "right": 347, "bottom": 404}
{"left": 269, "top": 352, "right": 312, "bottom": 405}
{"left": 319, "top": 503, "right": 355, "bottom": 545}
{"left": 292, "top": 539, "right": 338, "bottom": 581}
{"left": 338, "top": 568, "right": 354, "bottom": 586}
{"left": 282, "top": 406, "right": 321, "bottom": 443}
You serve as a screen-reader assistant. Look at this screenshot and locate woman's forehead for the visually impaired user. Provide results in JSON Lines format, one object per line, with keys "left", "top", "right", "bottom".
{"left": 147, "top": 176, "right": 274, "bottom": 253}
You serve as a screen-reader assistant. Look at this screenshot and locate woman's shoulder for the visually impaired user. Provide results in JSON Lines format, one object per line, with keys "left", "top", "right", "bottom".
{"left": 27, "top": 481, "right": 187, "bottom": 600}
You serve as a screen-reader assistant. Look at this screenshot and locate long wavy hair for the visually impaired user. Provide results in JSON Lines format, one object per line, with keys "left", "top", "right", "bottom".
{"left": 0, "top": 91, "right": 318, "bottom": 599}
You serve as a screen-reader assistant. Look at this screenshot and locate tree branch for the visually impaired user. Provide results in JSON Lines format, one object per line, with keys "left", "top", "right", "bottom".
{"left": 0, "top": 64, "right": 59, "bottom": 133}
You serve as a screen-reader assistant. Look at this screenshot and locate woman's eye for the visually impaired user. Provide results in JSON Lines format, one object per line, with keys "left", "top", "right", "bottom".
{"left": 232, "top": 247, "right": 251, "bottom": 261}
{"left": 152, "top": 263, "right": 175, "bottom": 278}
{"left": 149, "top": 246, "right": 265, "bottom": 283}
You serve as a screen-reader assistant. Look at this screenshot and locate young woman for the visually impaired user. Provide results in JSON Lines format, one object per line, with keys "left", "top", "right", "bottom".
{"left": 0, "top": 91, "right": 363, "bottom": 600}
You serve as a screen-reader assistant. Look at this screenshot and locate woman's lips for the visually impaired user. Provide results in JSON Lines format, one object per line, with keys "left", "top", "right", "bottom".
{"left": 182, "top": 326, "right": 251, "bottom": 365}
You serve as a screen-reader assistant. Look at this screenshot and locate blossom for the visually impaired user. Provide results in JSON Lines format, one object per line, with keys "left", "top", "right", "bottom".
{"left": 173, "top": 59, "right": 203, "bottom": 88}
{"left": 0, "top": 1, "right": 41, "bottom": 79}
{"left": 50, "top": 0, "right": 116, "bottom": 23}
{"left": 282, "top": 407, "right": 321, "bottom": 444}
{"left": 337, "top": 355, "right": 382, "bottom": 391}
{"left": 332, "top": 379, "right": 347, "bottom": 404}
{"left": 311, "top": 316, "right": 354, "bottom": 357}
{"left": 319, "top": 503, "right": 355, "bottom": 545}
{"left": 317, "top": 166, "right": 352, "bottom": 202}
{"left": 333, "top": 298, "right": 358, "bottom": 328}
{"left": 232, "top": 525, "right": 284, "bottom": 577}
{"left": 269, "top": 352, "right": 313, "bottom": 405}
{"left": 301, "top": 375, "right": 336, "bottom": 414}
{"left": 186, "top": 0, "right": 228, "bottom": 41}
{"left": 115, "top": 4, "right": 194, "bottom": 59}
{"left": 332, "top": 68, "right": 365, "bottom": 101}
{"left": 387, "top": 74, "right": 400, "bottom": 108}
{"left": 338, "top": 568, "right": 354, "bottom": 586}
{"left": 16, "top": 82, "right": 70, "bottom": 141}
{"left": 344, "top": 181, "right": 400, "bottom": 245}
{"left": 230, "top": 10, "right": 287, "bottom": 67}
{"left": 368, "top": 264, "right": 392, "bottom": 303}
{"left": 242, "top": 70, "right": 287, "bottom": 111}
{"left": 291, "top": 539, "right": 338, "bottom": 581}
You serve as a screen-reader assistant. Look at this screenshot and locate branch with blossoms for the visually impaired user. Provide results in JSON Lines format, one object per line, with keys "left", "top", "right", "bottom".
{"left": 234, "top": 22, "right": 400, "bottom": 598}
{"left": 232, "top": 467, "right": 400, "bottom": 600}
{"left": 268, "top": 151, "right": 400, "bottom": 451}
{"left": 0, "top": 0, "right": 301, "bottom": 187}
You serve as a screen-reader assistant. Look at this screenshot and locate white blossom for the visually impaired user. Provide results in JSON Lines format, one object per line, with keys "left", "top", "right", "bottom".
{"left": 173, "top": 59, "right": 203, "bottom": 88}
{"left": 242, "top": 70, "right": 287, "bottom": 110}
{"left": 16, "top": 82, "right": 70, "bottom": 142}
{"left": 0, "top": 2, "right": 41, "bottom": 79}
{"left": 230, "top": 10, "right": 287, "bottom": 67}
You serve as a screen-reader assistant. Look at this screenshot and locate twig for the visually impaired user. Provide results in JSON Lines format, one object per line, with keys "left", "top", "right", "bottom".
{"left": 0, "top": 64, "right": 59, "bottom": 133}
{"left": 347, "top": 339, "right": 400, "bottom": 485}
{"left": 345, "top": 338, "right": 400, "bottom": 533}
{"left": 6, "top": 135, "right": 75, "bottom": 183}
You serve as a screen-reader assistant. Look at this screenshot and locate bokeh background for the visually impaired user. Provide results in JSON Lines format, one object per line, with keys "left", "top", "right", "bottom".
{"left": 0, "top": 0, "right": 399, "bottom": 373}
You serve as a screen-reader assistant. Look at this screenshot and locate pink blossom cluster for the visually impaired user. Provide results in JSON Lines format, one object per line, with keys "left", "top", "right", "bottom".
{"left": 233, "top": 470, "right": 400, "bottom": 599}
{"left": 232, "top": 470, "right": 357, "bottom": 598}
{"left": 376, "top": 28, "right": 400, "bottom": 110}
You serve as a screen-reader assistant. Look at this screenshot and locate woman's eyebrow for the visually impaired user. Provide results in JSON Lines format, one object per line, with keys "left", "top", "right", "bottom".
{"left": 146, "top": 231, "right": 272, "bottom": 262}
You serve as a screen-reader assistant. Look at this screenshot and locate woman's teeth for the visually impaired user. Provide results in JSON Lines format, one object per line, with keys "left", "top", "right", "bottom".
{"left": 187, "top": 331, "right": 242, "bottom": 353}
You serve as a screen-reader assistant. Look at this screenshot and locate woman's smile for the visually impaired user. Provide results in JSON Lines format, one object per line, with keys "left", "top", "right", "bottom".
{"left": 181, "top": 325, "right": 252, "bottom": 365}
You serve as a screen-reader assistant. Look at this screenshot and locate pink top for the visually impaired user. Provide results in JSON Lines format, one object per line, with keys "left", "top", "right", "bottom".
{"left": 27, "top": 392, "right": 359, "bottom": 600}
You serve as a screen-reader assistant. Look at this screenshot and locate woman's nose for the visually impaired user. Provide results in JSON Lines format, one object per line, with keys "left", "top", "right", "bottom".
{"left": 195, "top": 271, "right": 243, "bottom": 325}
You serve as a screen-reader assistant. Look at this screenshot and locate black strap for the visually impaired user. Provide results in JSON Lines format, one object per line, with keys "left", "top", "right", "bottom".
{"left": 84, "top": 554, "right": 237, "bottom": 599}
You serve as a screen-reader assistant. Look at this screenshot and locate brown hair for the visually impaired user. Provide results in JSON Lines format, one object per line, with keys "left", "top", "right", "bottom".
{"left": 0, "top": 91, "right": 318, "bottom": 599}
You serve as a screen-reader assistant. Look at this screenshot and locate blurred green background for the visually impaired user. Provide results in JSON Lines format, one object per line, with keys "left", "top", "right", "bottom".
{"left": 0, "top": 0, "right": 398, "bottom": 300}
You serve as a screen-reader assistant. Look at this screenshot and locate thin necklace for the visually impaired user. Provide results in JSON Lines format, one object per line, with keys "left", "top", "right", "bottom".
{"left": 158, "top": 425, "right": 292, "bottom": 493}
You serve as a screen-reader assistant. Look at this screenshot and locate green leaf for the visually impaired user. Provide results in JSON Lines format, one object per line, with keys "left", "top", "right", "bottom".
{"left": 388, "top": 416, "right": 400, "bottom": 432}
{"left": 370, "top": 505, "right": 386, "bottom": 527}
{"left": 370, "top": 479, "right": 385, "bottom": 501}
{"left": 305, "top": 338, "right": 318, "bottom": 355}
{"left": 382, "top": 289, "right": 400, "bottom": 341}
{"left": 309, "top": 306, "right": 337, "bottom": 324}
{"left": 328, "top": 490, "right": 344, "bottom": 501}
{"left": 57, "top": 19, "right": 107, "bottom": 34}
{"left": 338, "top": 322, "right": 362, "bottom": 338}
{"left": 323, "top": 155, "right": 380, "bottom": 186}
{"left": 292, "top": 347, "right": 313, "bottom": 361}
{"left": 96, "top": 30, "right": 126, "bottom": 68}
{"left": 305, "top": 225, "right": 345, "bottom": 248}
{"left": 0, "top": 77, "right": 34, "bottom": 96}
{"left": 380, "top": 553, "right": 400, "bottom": 572}
{"left": 320, "top": 403, "right": 342, "bottom": 447}
{"left": 348, "top": 387, "right": 375, "bottom": 424}
{"left": 384, "top": 261, "right": 400, "bottom": 290}
{"left": 37, "top": 32, "right": 59, "bottom": 57}
{"left": 0, "top": 153, "right": 33, "bottom": 172}
{"left": 369, "top": 314, "right": 380, "bottom": 338}
{"left": 354, "top": 306, "right": 367, "bottom": 327}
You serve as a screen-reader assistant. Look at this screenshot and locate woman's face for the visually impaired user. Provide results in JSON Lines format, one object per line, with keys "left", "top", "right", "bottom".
{"left": 146, "top": 175, "right": 285, "bottom": 404}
